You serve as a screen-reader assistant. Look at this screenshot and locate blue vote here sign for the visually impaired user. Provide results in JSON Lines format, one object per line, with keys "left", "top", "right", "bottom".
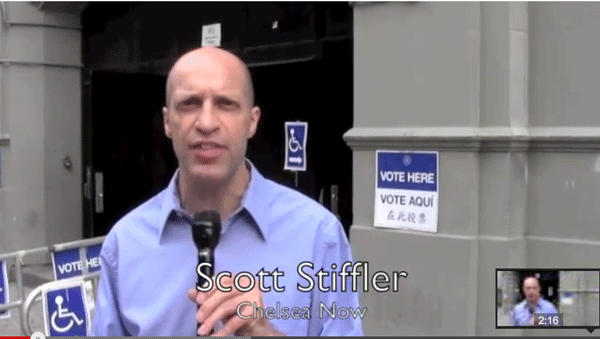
{"left": 284, "top": 122, "right": 307, "bottom": 171}
{"left": 52, "top": 244, "right": 102, "bottom": 280}
{"left": 43, "top": 282, "right": 90, "bottom": 336}
{"left": 374, "top": 150, "right": 439, "bottom": 232}
{"left": 0, "top": 260, "right": 9, "bottom": 319}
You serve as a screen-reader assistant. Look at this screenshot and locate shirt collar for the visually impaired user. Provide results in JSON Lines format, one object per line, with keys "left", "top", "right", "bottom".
{"left": 525, "top": 299, "right": 541, "bottom": 310}
{"left": 239, "top": 160, "right": 270, "bottom": 240}
{"left": 157, "top": 170, "right": 183, "bottom": 241}
{"left": 158, "top": 159, "right": 270, "bottom": 242}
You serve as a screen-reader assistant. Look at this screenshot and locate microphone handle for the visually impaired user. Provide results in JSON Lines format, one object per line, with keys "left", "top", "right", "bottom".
{"left": 197, "top": 249, "right": 215, "bottom": 336}
{"left": 528, "top": 305, "right": 535, "bottom": 325}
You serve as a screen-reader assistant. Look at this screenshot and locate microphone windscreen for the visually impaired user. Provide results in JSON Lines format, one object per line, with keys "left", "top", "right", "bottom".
{"left": 191, "top": 211, "right": 221, "bottom": 250}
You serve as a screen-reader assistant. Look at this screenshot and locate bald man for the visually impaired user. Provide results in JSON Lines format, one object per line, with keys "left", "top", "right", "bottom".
{"left": 511, "top": 276, "right": 559, "bottom": 326}
{"left": 91, "top": 47, "right": 364, "bottom": 336}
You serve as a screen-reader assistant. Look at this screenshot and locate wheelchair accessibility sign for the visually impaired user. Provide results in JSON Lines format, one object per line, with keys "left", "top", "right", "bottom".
{"left": 42, "top": 282, "right": 91, "bottom": 336}
{"left": 284, "top": 121, "right": 307, "bottom": 171}
{"left": 0, "top": 260, "right": 9, "bottom": 319}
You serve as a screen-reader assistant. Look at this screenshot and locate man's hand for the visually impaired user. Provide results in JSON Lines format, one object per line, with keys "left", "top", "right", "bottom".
{"left": 187, "top": 275, "right": 284, "bottom": 336}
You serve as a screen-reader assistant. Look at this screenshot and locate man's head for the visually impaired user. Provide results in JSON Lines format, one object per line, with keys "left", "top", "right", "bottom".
{"left": 163, "top": 47, "right": 260, "bottom": 186}
{"left": 523, "top": 276, "right": 541, "bottom": 305}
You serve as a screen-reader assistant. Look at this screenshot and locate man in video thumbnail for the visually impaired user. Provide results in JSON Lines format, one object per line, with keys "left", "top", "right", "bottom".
{"left": 511, "top": 275, "right": 558, "bottom": 326}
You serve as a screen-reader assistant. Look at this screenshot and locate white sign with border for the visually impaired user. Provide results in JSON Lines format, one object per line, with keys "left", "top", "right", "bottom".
{"left": 202, "top": 23, "right": 222, "bottom": 47}
{"left": 374, "top": 150, "right": 439, "bottom": 233}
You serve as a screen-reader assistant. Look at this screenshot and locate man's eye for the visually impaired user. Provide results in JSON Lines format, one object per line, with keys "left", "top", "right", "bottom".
{"left": 179, "top": 98, "right": 201, "bottom": 109}
{"left": 217, "top": 98, "right": 236, "bottom": 108}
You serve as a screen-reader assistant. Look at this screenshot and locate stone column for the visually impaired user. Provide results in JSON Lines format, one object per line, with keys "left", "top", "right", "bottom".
{"left": 0, "top": 2, "right": 83, "bottom": 260}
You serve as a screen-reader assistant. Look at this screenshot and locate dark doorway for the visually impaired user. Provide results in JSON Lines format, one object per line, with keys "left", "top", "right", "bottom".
{"left": 81, "top": 2, "right": 354, "bottom": 238}
{"left": 85, "top": 49, "right": 353, "bottom": 238}
{"left": 87, "top": 72, "right": 176, "bottom": 237}
{"left": 248, "top": 44, "right": 353, "bottom": 232}
{"left": 85, "top": 54, "right": 353, "bottom": 238}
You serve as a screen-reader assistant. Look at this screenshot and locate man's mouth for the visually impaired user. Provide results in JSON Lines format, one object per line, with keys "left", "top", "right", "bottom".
{"left": 191, "top": 142, "right": 225, "bottom": 149}
{"left": 190, "top": 142, "right": 226, "bottom": 162}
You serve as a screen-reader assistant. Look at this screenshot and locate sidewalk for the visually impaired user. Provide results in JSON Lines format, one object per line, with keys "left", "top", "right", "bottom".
{"left": 0, "top": 263, "right": 55, "bottom": 335}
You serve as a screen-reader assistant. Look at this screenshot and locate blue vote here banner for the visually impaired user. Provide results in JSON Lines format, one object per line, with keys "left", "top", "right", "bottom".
{"left": 0, "top": 260, "right": 9, "bottom": 319}
{"left": 85, "top": 244, "right": 102, "bottom": 274}
{"left": 52, "top": 244, "right": 102, "bottom": 280}
{"left": 374, "top": 150, "right": 439, "bottom": 233}
{"left": 284, "top": 122, "right": 308, "bottom": 171}
{"left": 43, "top": 283, "right": 90, "bottom": 336}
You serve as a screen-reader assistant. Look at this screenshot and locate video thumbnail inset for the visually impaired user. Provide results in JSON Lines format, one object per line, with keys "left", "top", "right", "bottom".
{"left": 496, "top": 269, "right": 599, "bottom": 328}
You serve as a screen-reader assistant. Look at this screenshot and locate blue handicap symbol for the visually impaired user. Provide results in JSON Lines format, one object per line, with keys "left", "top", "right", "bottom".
{"left": 288, "top": 127, "right": 303, "bottom": 154}
{"left": 46, "top": 286, "right": 87, "bottom": 336}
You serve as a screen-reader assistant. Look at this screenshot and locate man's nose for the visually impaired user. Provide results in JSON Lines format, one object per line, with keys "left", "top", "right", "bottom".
{"left": 193, "top": 102, "right": 219, "bottom": 134}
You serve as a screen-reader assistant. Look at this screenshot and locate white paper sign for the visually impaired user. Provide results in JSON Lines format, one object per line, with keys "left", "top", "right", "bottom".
{"left": 374, "top": 150, "right": 439, "bottom": 233}
{"left": 202, "top": 23, "right": 222, "bottom": 47}
{"left": 560, "top": 297, "right": 574, "bottom": 305}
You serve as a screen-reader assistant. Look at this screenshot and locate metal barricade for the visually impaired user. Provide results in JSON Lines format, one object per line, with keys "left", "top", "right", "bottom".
{"left": 0, "top": 236, "right": 105, "bottom": 335}
{"left": 22, "top": 273, "right": 100, "bottom": 336}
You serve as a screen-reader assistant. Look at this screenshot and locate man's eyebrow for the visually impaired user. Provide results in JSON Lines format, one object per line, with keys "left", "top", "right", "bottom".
{"left": 174, "top": 89, "right": 243, "bottom": 97}
{"left": 170, "top": 94, "right": 202, "bottom": 106}
{"left": 214, "top": 93, "right": 241, "bottom": 101}
{"left": 172, "top": 93, "right": 244, "bottom": 107}
{"left": 175, "top": 93, "right": 203, "bottom": 101}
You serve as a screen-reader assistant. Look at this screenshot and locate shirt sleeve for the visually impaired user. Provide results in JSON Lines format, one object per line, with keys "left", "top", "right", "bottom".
{"left": 90, "top": 233, "right": 127, "bottom": 336}
{"left": 307, "top": 216, "right": 364, "bottom": 336}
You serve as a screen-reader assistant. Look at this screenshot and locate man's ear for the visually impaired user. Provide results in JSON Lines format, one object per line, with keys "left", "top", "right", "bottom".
{"left": 248, "top": 106, "right": 261, "bottom": 138}
{"left": 163, "top": 106, "right": 172, "bottom": 139}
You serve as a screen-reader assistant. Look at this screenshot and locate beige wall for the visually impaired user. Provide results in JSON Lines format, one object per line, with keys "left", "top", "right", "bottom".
{"left": 0, "top": 2, "right": 82, "bottom": 258}
{"left": 349, "top": 2, "right": 600, "bottom": 336}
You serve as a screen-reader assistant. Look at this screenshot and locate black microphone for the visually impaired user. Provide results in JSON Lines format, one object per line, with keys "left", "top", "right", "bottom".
{"left": 191, "top": 211, "right": 221, "bottom": 335}
{"left": 528, "top": 304, "right": 535, "bottom": 325}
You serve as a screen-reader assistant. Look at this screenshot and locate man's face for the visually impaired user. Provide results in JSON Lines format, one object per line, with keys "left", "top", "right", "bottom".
{"left": 523, "top": 277, "right": 541, "bottom": 304}
{"left": 163, "top": 54, "right": 259, "bottom": 185}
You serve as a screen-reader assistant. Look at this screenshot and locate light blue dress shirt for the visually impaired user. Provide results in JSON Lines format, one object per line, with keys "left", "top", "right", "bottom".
{"left": 91, "top": 160, "right": 364, "bottom": 336}
{"left": 511, "top": 298, "right": 558, "bottom": 326}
